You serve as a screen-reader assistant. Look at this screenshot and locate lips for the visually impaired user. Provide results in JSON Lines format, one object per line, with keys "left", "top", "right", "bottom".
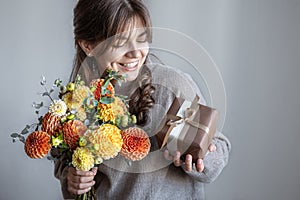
{"left": 118, "top": 61, "right": 139, "bottom": 71}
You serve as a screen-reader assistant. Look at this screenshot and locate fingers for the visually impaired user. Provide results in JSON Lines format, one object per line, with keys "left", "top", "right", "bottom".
{"left": 67, "top": 167, "right": 97, "bottom": 195}
{"left": 164, "top": 150, "right": 173, "bottom": 161}
{"left": 173, "top": 151, "right": 183, "bottom": 167}
{"left": 164, "top": 150, "right": 183, "bottom": 167}
{"left": 163, "top": 150, "right": 205, "bottom": 173}
{"left": 208, "top": 143, "right": 217, "bottom": 152}
{"left": 184, "top": 154, "right": 193, "bottom": 172}
{"left": 196, "top": 159, "right": 204, "bottom": 172}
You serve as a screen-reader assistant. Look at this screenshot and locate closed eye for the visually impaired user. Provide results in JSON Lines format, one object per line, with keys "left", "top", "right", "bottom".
{"left": 136, "top": 31, "right": 148, "bottom": 43}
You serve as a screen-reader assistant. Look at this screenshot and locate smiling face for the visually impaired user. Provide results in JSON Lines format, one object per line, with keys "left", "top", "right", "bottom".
{"left": 91, "top": 17, "right": 150, "bottom": 81}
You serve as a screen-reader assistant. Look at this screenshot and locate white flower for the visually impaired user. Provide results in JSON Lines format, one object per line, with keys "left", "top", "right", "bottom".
{"left": 49, "top": 100, "right": 67, "bottom": 116}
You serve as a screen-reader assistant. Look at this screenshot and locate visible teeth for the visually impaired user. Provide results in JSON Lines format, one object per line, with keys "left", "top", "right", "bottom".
{"left": 121, "top": 61, "right": 138, "bottom": 68}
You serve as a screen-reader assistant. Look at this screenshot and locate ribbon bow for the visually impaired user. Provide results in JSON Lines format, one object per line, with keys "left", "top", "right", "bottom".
{"left": 160, "top": 96, "right": 210, "bottom": 149}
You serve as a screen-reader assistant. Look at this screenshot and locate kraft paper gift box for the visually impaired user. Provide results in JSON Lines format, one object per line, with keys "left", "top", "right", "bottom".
{"left": 155, "top": 95, "right": 218, "bottom": 162}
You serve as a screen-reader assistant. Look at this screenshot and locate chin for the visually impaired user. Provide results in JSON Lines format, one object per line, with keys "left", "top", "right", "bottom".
{"left": 124, "top": 71, "right": 139, "bottom": 81}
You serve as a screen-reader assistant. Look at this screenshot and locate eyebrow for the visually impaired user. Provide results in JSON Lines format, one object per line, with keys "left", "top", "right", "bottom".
{"left": 138, "top": 31, "right": 147, "bottom": 38}
{"left": 115, "top": 30, "right": 147, "bottom": 40}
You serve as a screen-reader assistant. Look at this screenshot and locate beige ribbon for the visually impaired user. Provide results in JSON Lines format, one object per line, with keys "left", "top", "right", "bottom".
{"left": 160, "top": 96, "right": 210, "bottom": 149}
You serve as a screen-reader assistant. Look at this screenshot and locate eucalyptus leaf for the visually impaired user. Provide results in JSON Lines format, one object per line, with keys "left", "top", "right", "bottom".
{"left": 47, "top": 156, "right": 56, "bottom": 161}
{"left": 103, "top": 79, "right": 110, "bottom": 88}
{"left": 19, "top": 136, "right": 25, "bottom": 143}
{"left": 20, "top": 127, "right": 29, "bottom": 135}
{"left": 100, "top": 97, "right": 114, "bottom": 104}
{"left": 84, "top": 119, "right": 90, "bottom": 126}
{"left": 101, "top": 87, "right": 107, "bottom": 95}
{"left": 116, "top": 94, "right": 128, "bottom": 99}
{"left": 54, "top": 79, "right": 62, "bottom": 87}
{"left": 38, "top": 116, "right": 43, "bottom": 123}
{"left": 42, "top": 92, "right": 49, "bottom": 97}
{"left": 32, "top": 102, "right": 43, "bottom": 109}
{"left": 40, "top": 75, "right": 46, "bottom": 85}
{"left": 117, "top": 79, "right": 122, "bottom": 86}
{"left": 10, "top": 133, "right": 19, "bottom": 138}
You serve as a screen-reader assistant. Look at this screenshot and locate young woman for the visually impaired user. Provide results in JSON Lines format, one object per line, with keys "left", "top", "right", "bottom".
{"left": 54, "top": 0, "right": 231, "bottom": 199}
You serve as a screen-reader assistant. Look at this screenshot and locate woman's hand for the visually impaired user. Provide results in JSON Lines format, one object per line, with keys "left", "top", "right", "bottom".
{"left": 164, "top": 144, "right": 216, "bottom": 172}
{"left": 67, "top": 167, "right": 98, "bottom": 195}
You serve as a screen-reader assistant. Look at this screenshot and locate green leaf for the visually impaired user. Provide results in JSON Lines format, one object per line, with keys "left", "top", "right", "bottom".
{"left": 42, "top": 92, "right": 49, "bottom": 97}
{"left": 117, "top": 79, "right": 123, "bottom": 86}
{"left": 54, "top": 79, "right": 62, "bottom": 87}
{"left": 100, "top": 97, "right": 114, "bottom": 104}
{"left": 101, "top": 87, "right": 107, "bottom": 95}
{"left": 40, "top": 75, "right": 46, "bottom": 85}
{"left": 32, "top": 102, "right": 43, "bottom": 109}
{"left": 10, "top": 133, "right": 19, "bottom": 138}
{"left": 38, "top": 116, "right": 43, "bottom": 123}
{"left": 20, "top": 127, "right": 29, "bottom": 135}
{"left": 19, "top": 136, "right": 25, "bottom": 143}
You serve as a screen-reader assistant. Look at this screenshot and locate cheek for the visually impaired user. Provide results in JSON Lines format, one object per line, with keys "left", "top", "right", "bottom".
{"left": 141, "top": 48, "right": 149, "bottom": 60}
{"left": 95, "top": 51, "right": 115, "bottom": 69}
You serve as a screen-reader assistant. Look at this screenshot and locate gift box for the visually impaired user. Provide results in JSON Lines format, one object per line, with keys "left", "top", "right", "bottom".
{"left": 155, "top": 96, "right": 218, "bottom": 162}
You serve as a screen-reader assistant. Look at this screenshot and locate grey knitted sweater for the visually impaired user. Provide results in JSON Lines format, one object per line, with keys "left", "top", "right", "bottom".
{"left": 54, "top": 61, "right": 231, "bottom": 200}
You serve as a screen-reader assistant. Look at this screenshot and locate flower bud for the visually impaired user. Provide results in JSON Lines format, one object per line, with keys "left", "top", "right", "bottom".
{"left": 51, "top": 136, "right": 63, "bottom": 147}
{"left": 67, "top": 114, "right": 75, "bottom": 120}
{"left": 93, "top": 143, "right": 100, "bottom": 151}
{"left": 66, "top": 83, "right": 75, "bottom": 91}
{"left": 94, "top": 157, "right": 103, "bottom": 165}
{"left": 79, "top": 137, "right": 87, "bottom": 147}
{"left": 121, "top": 115, "right": 129, "bottom": 127}
{"left": 60, "top": 86, "right": 67, "bottom": 93}
{"left": 131, "top": 115, "right": 137, "bottom": 124}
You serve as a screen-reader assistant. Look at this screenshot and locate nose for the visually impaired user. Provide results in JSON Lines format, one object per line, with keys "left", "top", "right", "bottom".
{"left": 125, "top": 49, "right": 141, "bottom": 58}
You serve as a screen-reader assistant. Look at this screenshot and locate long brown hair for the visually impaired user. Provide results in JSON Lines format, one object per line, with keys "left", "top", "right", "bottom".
{"left": 71, "top": 0, "right": 155, "bottom": 125}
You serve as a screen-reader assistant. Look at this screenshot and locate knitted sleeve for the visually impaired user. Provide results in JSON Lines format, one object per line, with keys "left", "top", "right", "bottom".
{"left": 150, "top": 64, "right": 231, "bottom": 183}
{"left": 53, "top": 153, "right": 74, "bottom": 199}
{"left": 178, "top": 69, "right": 231, "bottom": 183}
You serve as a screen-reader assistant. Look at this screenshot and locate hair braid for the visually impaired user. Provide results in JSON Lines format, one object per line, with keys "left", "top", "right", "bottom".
{"left": 129, "top": 66, "right": 155, "bottom": 126}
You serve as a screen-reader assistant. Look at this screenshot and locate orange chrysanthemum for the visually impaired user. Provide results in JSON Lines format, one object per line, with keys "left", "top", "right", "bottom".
{"left": 41, "top": 112, "right": 61, "bottom": 136}
{"left": 121, "top": 127, "right": 151, "bottom": 161}
{"left": 90, "top": 79, "right": 115, "bottom": 100}
{"left": 62, "top": 120, "right": 87, "bottom": 150}
{"left": 24, "top": 131, "right": 51, "bottom": 159}
{"left": 86, "top": 124, "right": 123, "bottom": 160}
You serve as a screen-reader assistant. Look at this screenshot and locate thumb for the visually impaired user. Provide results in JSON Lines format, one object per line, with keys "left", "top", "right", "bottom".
{"left": 91, "top": 167, "right": 98, "bottom": 175}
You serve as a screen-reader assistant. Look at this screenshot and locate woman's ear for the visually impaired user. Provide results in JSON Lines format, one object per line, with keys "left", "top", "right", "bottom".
{"left": 78, "top": 40, "right": 94, "bottom": 57}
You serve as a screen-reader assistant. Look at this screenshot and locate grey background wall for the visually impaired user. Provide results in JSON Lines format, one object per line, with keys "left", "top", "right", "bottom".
{"left": 0, "top": 0, "right": 76, "bottom": 199}
{"left": 147, "top": 1, "right": 300, "bottom": 200}
{"left": 1, "top": 0, "right": 300, "bottom": 200}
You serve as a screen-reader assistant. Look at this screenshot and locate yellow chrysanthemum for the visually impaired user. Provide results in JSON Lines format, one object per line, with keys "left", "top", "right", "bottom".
{"left": 86, "top": 124, "right": 123, "bottom": 160}
{"left": 97, "top": 103, "right": 115, "bottom": 123}
{"left": 72, "top": 147, "right": 94, "bottom": 171}
{"left": 111, "top": 97, "right": 128, "bottom": 117}
{"left": 63, "top": 85, "right": 91, "bottom": 110}
{"left": 76, "top": 107, "right": 87, "bottom": 121}
{"left": 49, "top": 100, "right": 67, "bottom": 116}
{"left": 62, "top": 92, "right": 81, "bottom": 110}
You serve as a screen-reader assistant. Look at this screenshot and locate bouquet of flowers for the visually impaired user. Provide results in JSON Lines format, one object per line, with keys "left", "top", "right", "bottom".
{"left": 11, "top": 70, "right": 151, "bottom": 200}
